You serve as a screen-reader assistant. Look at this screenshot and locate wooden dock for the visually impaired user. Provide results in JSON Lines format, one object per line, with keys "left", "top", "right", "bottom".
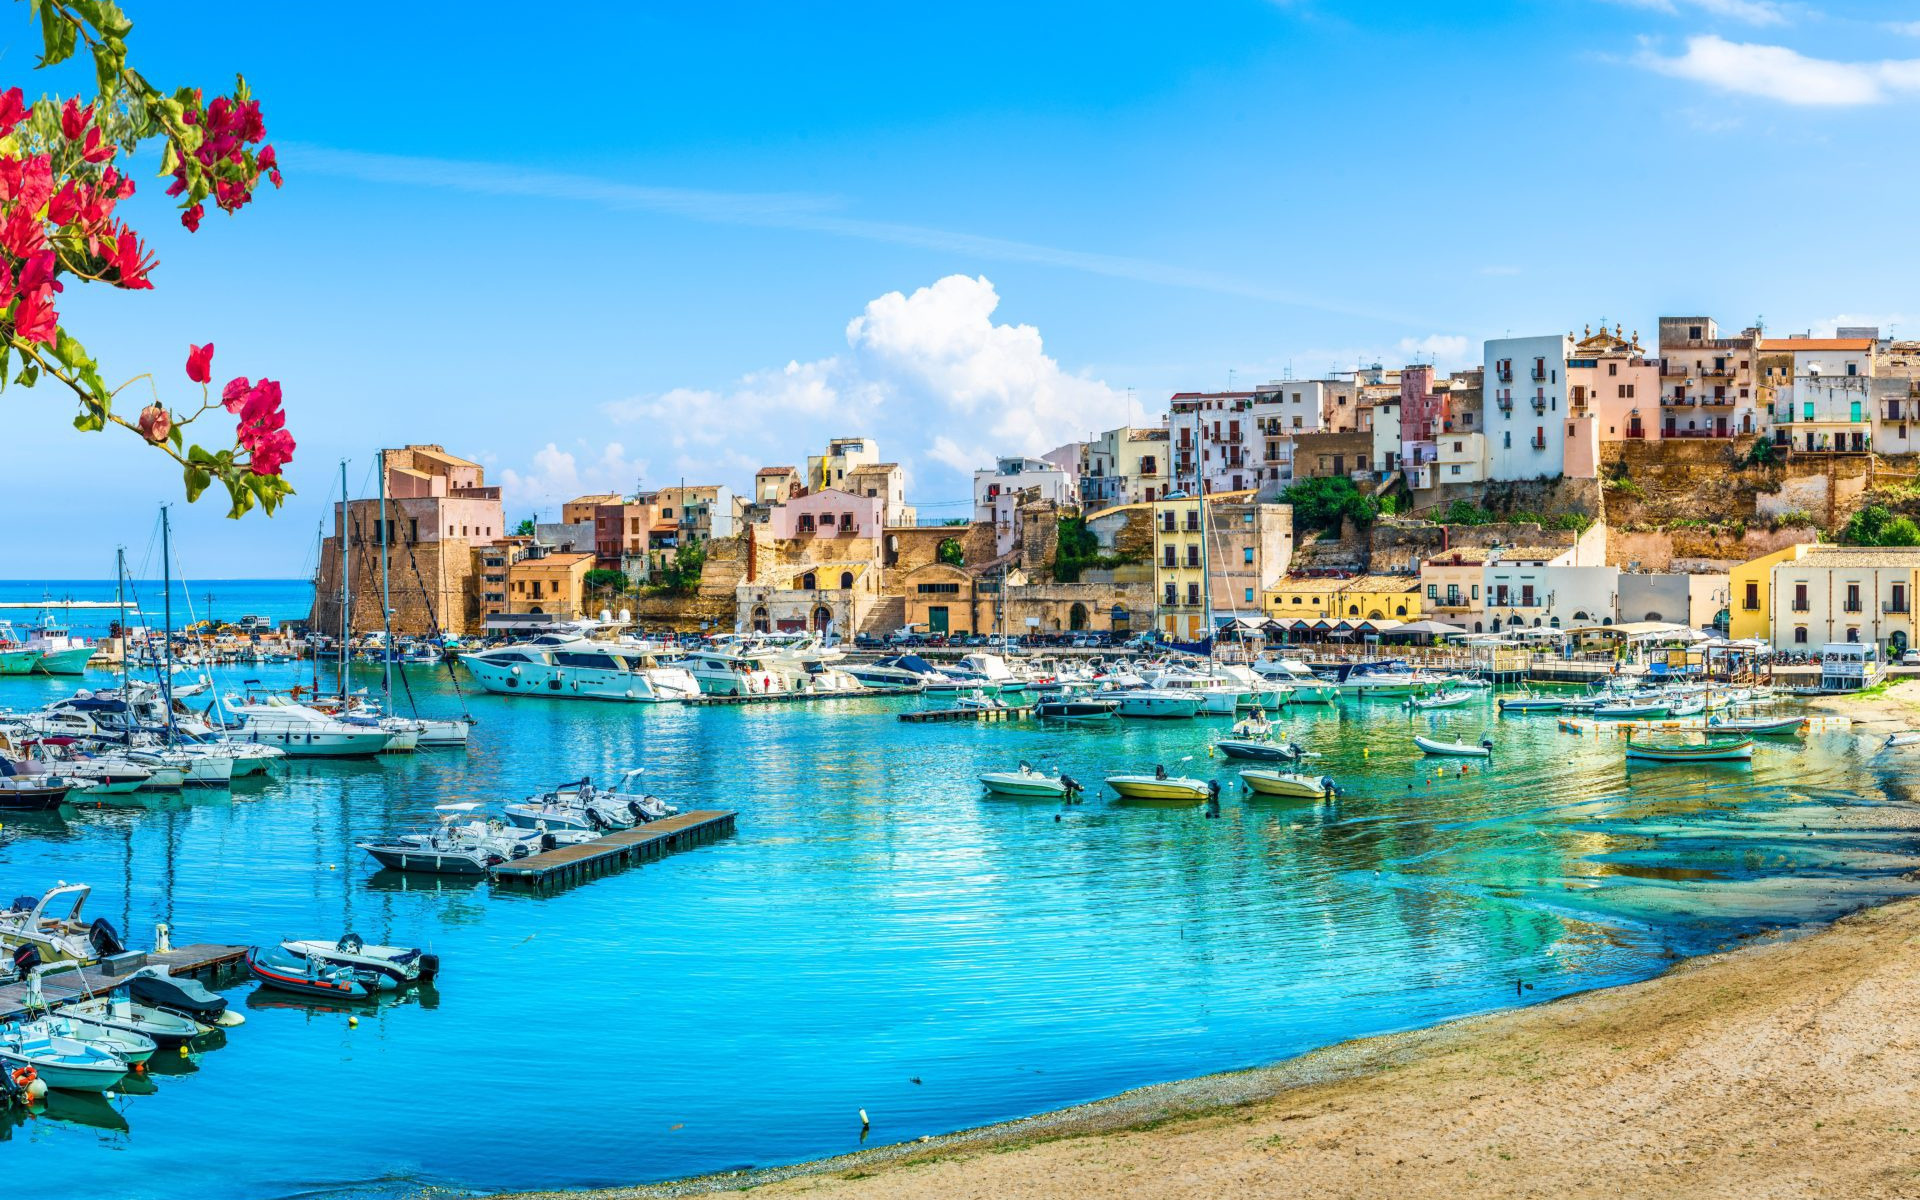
{"left": 899, "top": 704, "right": 1034, "bottom": 724}
{"left": 683, "top": 686, "right": 922, "bottom": 707}
{"left": 489, "top": 809, "right": 737, "bottom": 890}
{"left": 0, "top": 943, "right": 247, "bottom": 1020}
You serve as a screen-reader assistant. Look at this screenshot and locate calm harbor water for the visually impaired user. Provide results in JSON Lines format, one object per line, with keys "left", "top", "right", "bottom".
{"left": 2, "top": 638, "right": 1917, "bottom": 1198}
{"left": 0, "top": 579, "right": 315, "bottom": 638}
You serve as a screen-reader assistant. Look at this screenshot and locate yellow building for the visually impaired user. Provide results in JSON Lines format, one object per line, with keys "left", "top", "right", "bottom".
{"left": 1152, "top": 492, "right": 1206, "bottom": 638}
{"left": 1728, "top": 544, "right": 1814, "bottom": 643}
{"left": 507, "top": 551, "right": 595, "bottom": 619}
{"left": 1264, "top": 575, "right": 1423, "bottom": 623}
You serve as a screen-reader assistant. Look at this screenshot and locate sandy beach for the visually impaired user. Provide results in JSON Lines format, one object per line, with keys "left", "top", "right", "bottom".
{"left": 502, "top": 685, "right": 1920, "bottom": 1200}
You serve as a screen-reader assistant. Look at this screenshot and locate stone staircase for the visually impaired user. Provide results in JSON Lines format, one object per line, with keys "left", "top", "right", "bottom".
{"left": 860, "top": 594, "right": 906, "bottom": 638}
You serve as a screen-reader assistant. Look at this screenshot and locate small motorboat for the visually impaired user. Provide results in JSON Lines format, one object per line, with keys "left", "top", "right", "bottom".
{"left": 245, "top": 945, "right": 375, "bottom": 1001}
{"left": 1106, "top": 768, "right": 1215, "bottom": 803}
{"left": 1214, "top": 715, "right": 1304, "bottom": 762}
{"left": 1624, "top": 735, "right": 1754, "bottom": 763}
{"left": 1497, "top": 695, "right": 1563, "bottom": 714}
{"left": 279, "top": 933, "right": 439, "bottom": 989}
{"left": 360, "top": 806, "right": 543, "bottom": 875}
{"left": 978, "top": 763, "right": 1083, "bottom": 799}
{"left": 0, "top": 884, "right": 124, "bottom": 966}
{"left": 0, "top": 771, "right": 75, "bottom": 811}
{"left": 40, "top": 1013, "right": 156, "bottom": 1066}
{"left": 0, "top": 1021, "right": 128, "bottom": 1092}
{"left": 1239, "top": 770, "right": 1336, "bottom": 799}
{"left": 1666, "top": 697, "right": 1707, "bottom": 718}
{"left": 1593, "top": 700, "right": 1670, "bottom": 719}
{"left": 953, "top": 689, "right": 1008, "bottom": 711}
{"left": 1414, "top": 735, "right": 1494, "bottom": 758}
{"left": 124, "top": 965, "right": 241, "bottom": 1027}
{"left": 57, "top": 989, "right": 208, "bottom": 1047}
{"left": 1884, "top": 730, "right": 1920, "bottom": 749}
{"left": 1034, "top": 697, "right": 1118, "bottom": 721}
{"left": 1709, "top": 715, "right": 1805, "bottom": 737}
{"left": 1405, "top": 690, "right": 1474, "bottom": 711}
{"left": 503, "top": 771, "right": 675, "bottom": 833}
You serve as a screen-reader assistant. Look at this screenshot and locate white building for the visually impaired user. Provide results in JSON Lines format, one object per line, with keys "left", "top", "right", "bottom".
{"left": 973, "top": 455, "right": 1077, "bottom": 555}
{"left": 1760, "top": 336, "right": 1876, "bottom": 455}
{"left": 1429, "top": 432, "right": 1489, "bottom": 487}
{"left": 806, "top": 436, "right": 880, "bottom": 493}
{"left": 1484, "top": 334, "right": 1573, "bottom": 481}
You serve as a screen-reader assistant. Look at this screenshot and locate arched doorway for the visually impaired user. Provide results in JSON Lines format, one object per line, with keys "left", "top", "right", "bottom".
{"left": 811, "top": 605, "right": 832, "bottom": 632}
{"left": 1069, "top": 603, "right": 1088, "bottom": 631}
{"left": 751, "top": 605, "right": 769, "bottom": 633}
{"left": 1490, "top": 617, "right": 1502, "bottom": 632}
{"left": 1892, "top": 630, "right": 1910, "bottom": 656}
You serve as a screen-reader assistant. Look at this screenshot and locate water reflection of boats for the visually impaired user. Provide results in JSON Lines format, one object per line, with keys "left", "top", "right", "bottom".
{"left": 242, "top": 981, "right": 438, "bottom": 1018}
{"left": 361, "top": 868, "right": 488, "bottom": 895}
{"left": 0, "top": 1088, "right": 130, "bottom": 1134}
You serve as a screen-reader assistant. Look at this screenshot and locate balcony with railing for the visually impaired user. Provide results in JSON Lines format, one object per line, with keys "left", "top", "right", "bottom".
{"left": 1699, "top": 365, "right": 1734, "bottom": 379}
{"left": 1699, "top": 392, "right": 1734, "bottom": 406}
{"left": 1661, "top": 361, "right": 1689, "bottom": 378}
{"left": 1885, "top": 599, "right": 1911, "bottom": 614}
{"left": 1530, "top": 436, "right": 1548, "bottom": 449}
{"left": 1530, "top": 367, "right": 1546, "bottom": 382}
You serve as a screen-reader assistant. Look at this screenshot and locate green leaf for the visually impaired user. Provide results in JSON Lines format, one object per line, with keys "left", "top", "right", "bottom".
{"left": 37, "top": 3, "right": 78, "bottom": 67}
{"left": 158, "top": 140, "right": 177, "bottom": 177}
{"left": 224, "top": 477, "right": 254, "bottom": 519}
{"left": 15, "top": 359, "right": 40, "bottom": 388}
{"left": 182, "top": 460, "right": 211, "bottom": 502}
{"left": 186, "top": 444, "right": 216, "bottom": 465}
{"left": 167, "top": 421, "right": 183, "bottom": 449}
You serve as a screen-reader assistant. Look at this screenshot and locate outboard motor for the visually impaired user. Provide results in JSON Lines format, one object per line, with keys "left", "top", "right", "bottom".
{"left": 1481, "top": 737, "right": 1496, "bottom": 753}
{"left": 87, "top": 917, "right": 124, "bottom": 958}
{"left": 1154, "top": 764, "right": 1168, "bottom": 781}
{"left": 585, "top": 807, "right": 611, "bottom": 832}
{"left": 417, "top": 953, "right": 441, "bottom": 981}
{"left": 11, "top": 943, "right": 40, "bottom": 980}
{"left": 1205, "top": 780, "right": 1222, "bottom": 819}
{"left": 1059, "top": 774, "right": 1083, "bottom": 802}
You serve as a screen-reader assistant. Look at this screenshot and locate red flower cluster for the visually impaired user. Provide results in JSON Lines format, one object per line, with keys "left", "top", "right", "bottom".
{"left": 219, "top": 372, "right": 294, "bottom": 476}
{"left": 167, "top": 88, "right": 277, "bottom": 233}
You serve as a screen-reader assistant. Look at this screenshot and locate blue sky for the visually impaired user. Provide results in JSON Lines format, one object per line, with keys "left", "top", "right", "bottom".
{"left": 9, "top": 0, "right": 1920, "bottom": 576}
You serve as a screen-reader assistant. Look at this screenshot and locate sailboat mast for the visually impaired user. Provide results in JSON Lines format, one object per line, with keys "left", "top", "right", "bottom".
{"left": 160, "top": 506, "right": 176, "bottom": 740}
{"left": 338, "top": 458, "right": 350, "bottom": 699}
{"left": 1196, "top": 443, "right": 1213, "bottom": 662}
{"left": 115, "top": 545, "right": 127, "bottom": 693}
{"left": 378, "top": 447, "right": 393, "bottom": 703}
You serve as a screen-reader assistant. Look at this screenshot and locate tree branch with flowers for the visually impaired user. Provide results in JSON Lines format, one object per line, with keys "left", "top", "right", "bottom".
{"left": 6, "top": 0, "right": 289, "bottom": 516}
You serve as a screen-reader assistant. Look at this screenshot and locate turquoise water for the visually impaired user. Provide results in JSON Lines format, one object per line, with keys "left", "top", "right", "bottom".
{"left": 2, "top": 654, "right": 1916, "bottom": 1199}
{"left": 0, "top": 579, "right": 315, "bottom": 638}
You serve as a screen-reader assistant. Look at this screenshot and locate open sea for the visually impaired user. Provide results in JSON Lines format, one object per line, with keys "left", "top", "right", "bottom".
{"left": 2, "top": 587, "right": 1917, "bottom": 1199}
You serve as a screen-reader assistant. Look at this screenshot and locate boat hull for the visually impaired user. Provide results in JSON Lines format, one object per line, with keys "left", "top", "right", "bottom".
{"left": 1414, "top": 736, "right": 1491, "bottom": 757}
{"left": 978, "top": 775, "right": 1068, "bottom": 798}
{"left": 31, "top": 646, "right": 96, "bottom": 675}
{"left": 1240, "top": 770, "right": 1330, "bottom": 799}
{"left": 1106, "top": 776, "right": 1209, "bottom": 802}
{"left": 1214, "top": 739, "right": 1296, "bottom": 761}
{"left": 359, "top": 843, "right": 496, "bottom": 875}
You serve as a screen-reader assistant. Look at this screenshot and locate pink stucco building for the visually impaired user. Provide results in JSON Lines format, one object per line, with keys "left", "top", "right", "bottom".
{"left": 767, "top": 487, "right": 884, "bottom": 543}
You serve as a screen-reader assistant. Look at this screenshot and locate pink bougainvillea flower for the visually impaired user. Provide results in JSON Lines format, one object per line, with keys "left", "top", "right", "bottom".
{"left": 0, "top": 89, "right": 26, "bottom": 136}
{"left": 186, "top": 343, "right": 214, "bottom": 384}
{"left": 138, "top": 403, "right": 171, "bottom": 444}
{"left": 46, "top": 179, "right": 82, "bottom": 227}
{"left": 16, "top": 250, "right": 60, "bottom": 295}
{"left": 221, "top": 376, "right": 252, "bottom": 412}
{"left": 80, "top": 127, "right": 114, "bottom": 165}
{"left": 246, "top": 426, "right": 295, "bottom": 476}
{"left": 181, "top": 202, "right": 204, "bottom": 232}
{"left": 102, "top": 229, "right": 154, "bottom": 290}
{"left": 59, "top": 99, "right": 91, "bottom": 141}
{"left": 13, "top": 284, "right": 58, "bottom": 345}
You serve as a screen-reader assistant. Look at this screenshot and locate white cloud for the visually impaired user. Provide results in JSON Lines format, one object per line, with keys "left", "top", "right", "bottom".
{"left": 1888, "top": 20, "right": 1920, "bottom": 37}
{"left": 498, "top": 441, "right": 648, "bottom": 518}
{"left": 597, "top": 275, "right": 1120, "bottom": 505}
{"left": 1604, "top": 0, "right": 1789, "bottom": 26}
{"left": 1398, "top": 334, "right": 1470, "bottom": 362}
{"left": 1640, "top": 35, "right": 1920, "bottom": 106}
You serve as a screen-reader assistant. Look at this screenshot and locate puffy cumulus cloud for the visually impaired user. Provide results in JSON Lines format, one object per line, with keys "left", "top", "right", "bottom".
{"left": 601, "top": 275, "right": 1120, "bottom": 502}
{"left": 497, "top": 441, "right": 648, "bottom": 518}
{"left": 1398, "top": 334, "right": 1471, "bottom": 363}
{"left": 1640, "top": 35, "right": 1920, "bottom": 106}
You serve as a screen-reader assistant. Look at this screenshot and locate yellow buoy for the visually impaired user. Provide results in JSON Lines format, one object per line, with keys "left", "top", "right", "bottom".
{"left": 348, "top": 1016, "right": 358, "bottom": 1027}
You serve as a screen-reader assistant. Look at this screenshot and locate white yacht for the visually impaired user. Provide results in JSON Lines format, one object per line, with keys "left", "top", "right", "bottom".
{"left": 1145, "top": 666, "right": 1253, "bottom": 715}
{"left": 1096, "top": 686, "right": 1203, "bottom": 719}
{"left": 223, "top": 699, "right": 394, "bottom": 757}
{"left": 682, "top": 647, "right": 790, "bottom": 696}
{"left": 461, "top": 632, "right": 699, "bottom": 702}
{"left": 1250, "top": 657, "right": 1340, "bottom": 704}
{"left": 843, "top": 654, "right": 941, "bottom": 689}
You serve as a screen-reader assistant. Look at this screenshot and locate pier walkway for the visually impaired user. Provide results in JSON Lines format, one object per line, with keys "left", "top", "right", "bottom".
{"left": 900, "top": 704, "right": 1034, "bottom": 724}
{"left": 489, "top": 809, "right": 737, "bottom": 890}
{"left": 0, "top": 943, "right": 247, "bottom": 1020}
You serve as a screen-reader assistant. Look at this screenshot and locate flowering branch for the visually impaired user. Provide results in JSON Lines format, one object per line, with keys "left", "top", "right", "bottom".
{"left": 4, "top": 0, "right": 291, "bottom": 517}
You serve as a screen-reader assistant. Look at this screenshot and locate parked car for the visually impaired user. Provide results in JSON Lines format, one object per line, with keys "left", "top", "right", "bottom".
{"left": 1902, "top": 649, "right": 1920, "bottom": 666}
